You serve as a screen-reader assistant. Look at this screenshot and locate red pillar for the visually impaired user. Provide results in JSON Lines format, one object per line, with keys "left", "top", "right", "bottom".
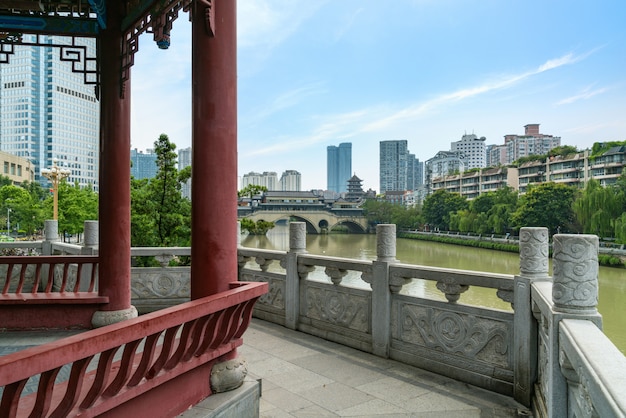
{"left": 97, "top": 0, "right": 132, "bottom": 312}
{"left": 190, "top": 0, "right": 238, "bottom": 298}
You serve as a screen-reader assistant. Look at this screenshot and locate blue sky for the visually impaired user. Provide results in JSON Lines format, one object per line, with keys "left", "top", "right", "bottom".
{"left": 131, "top": 0, "right": 626, "bottom": 191}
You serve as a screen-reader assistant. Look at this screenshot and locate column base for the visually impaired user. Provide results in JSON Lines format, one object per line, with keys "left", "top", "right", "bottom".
{"left": 91, "top": 306, "right": 138, "bottom": 328}
{"left": 210, "top": 357, "right": 248, "bottom": 393}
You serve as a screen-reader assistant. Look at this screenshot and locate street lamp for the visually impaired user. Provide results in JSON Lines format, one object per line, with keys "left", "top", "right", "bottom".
{"left": 41, "top": 159, "right": 70, "bottom": 220}
{"left": 6, "top": 208, "right": 10, "bottom": 236}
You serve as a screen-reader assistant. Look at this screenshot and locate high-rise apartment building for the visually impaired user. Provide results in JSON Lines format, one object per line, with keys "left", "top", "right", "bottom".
{"left": 407, "top": 153, "right": 424, "bottom": 191}
{"left": 380, "top": 140, "right": 422, "bottom": 193}
{"left": 0, "top": 35, "right": 99, "bottom": 189}
{"left": 279, "top": 170, "right": 301, "bottom": 191}
{"left": 178, "top": 147, "right": 191, "bottom": 199}
{"left": 451, "top": 134, "right": 486, "bottom": 170}
{"left": 503, "top": 124, "right": 561, "bottom": 164}
{"left": 326, "top": 143, "right": 352, "bottom": 193}
{"left": 241, "top": 171, "right": 278, "bottom": 190}
{"left": 130, "top": 148, "right": 158, "bottom": 179}
{"left": 425, "top": 150, "right": 468, "bottom": 193}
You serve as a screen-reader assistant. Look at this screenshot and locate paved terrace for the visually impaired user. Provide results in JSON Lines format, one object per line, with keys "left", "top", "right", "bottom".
{"left": 1, "top": 319, "right": 523, "bottom": 417}
{"left": 188, "top": 318, "right": 524, "bottom": 417}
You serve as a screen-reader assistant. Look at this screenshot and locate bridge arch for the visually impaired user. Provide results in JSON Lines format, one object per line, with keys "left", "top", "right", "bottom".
{"left": 329, "top": 221, "right": 367, "bottom": 234}
{"left": 240, "top": 209, "right": 367, "bottom": 234}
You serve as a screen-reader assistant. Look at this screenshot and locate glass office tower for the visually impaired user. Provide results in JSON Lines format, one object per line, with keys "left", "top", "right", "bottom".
{"left": 327, "top": 142, "right": 352, "bottom": 193}
{"left": 0, "top": 35, "right": 99, "bottom": 189}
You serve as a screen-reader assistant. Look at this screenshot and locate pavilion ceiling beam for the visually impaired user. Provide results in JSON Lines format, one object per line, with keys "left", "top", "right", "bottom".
{"left": 0, "top": 14, "right": 99, "bottom": 35}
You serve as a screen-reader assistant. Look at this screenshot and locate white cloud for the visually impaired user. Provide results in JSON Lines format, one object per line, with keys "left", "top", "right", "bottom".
{"left": 556, "top": 85, "right": 608, "bottom": 105}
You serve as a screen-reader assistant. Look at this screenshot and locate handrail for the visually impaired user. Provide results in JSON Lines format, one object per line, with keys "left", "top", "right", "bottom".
{"left": 0, "top": 281, "right": 267, "bottom": 417}
{"left": 559, "top": 319, "right": 626, "bottom": 417}
{"left": 1, "top": 255, "right": 99, "bottom": 296}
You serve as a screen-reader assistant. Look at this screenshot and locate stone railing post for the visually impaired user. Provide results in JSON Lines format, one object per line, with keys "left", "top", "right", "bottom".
{"left": 78, "top": 220, "right": 98, "bottom": 291}
{"left": 285, "top": 222, "right": 306, "bottom": 330}
{"left": 543, "top": 234, "right": 601, "bottom": 418}
{"left": 42, "top": 219, "right": 59, "bottom": 255}
{"left": 81, "top": 220, "right": 98, "bottom": 255}
{"left": 513, "top": 227, "right": 550, "bottom": 407}
{"left": 371, "top": 224, "right": 395, "bottom": 358}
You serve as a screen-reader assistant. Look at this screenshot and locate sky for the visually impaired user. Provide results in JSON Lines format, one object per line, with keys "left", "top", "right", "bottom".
{"left": 130, "top": 0, "right": 626, "bottom": 192}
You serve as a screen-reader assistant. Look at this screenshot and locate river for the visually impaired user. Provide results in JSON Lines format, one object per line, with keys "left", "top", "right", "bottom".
{"left": 241, "top": 225, "right": 626, "bottom": 354}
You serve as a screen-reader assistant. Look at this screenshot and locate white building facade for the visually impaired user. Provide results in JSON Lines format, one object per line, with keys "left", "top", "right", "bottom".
{"left": 450, "top": 134, "right": 486, "bottom": 170}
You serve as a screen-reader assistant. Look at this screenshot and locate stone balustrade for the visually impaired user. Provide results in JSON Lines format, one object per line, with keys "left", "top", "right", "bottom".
{"left": 1, "top": 221, "right": 625, "bottom": 417}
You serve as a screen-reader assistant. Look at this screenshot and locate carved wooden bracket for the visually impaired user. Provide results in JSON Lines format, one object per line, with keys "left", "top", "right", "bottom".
{"left": 198, "top": 0, "right": 215, "bottom": 37}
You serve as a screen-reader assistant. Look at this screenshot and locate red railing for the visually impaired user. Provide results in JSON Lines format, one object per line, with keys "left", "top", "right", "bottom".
{"left": 0, "top": 281, "right": 267, "bottom": 418}
{"left": 1, "top": 256, "right": 99, "bottom": 299}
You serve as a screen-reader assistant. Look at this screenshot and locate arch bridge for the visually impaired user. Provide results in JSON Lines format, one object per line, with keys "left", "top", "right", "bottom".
{"left": 240, "top": 208, "right": 368, "bottom": 234}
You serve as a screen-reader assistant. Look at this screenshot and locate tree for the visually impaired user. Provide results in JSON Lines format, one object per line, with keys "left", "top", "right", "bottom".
{"left": 573, "top": 179, "right": 622, "bottom": 238}
{"left": 238, "top": 184, "right": 267, "bottom": 199}
{"left": 0, "top": 184, "right": 48, "bottom": 236}
{"left": 131, "top": 134, "right": 191, "bottom": 247}
{"left": 512, "top": 183, "right": 578, "bottom": 234}
{"left": 362, "top": 200, "right": 395, "bottom": 226}
{"left": 55, "top": 181, "right": 99, "bottom": 240}
{"left": 240, "top": 218, "right": 274, "bottom": 235}
{"left": 422, "top": 190, "right": 468, "bottom": 230}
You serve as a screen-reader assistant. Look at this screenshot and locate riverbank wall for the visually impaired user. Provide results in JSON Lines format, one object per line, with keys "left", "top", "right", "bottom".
{"left": 398, "top": 230, "right": 626, "bottom": 268}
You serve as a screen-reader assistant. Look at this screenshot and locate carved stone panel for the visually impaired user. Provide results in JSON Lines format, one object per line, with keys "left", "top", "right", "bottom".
{"left": 398, "top": 302, "right": 510, "bottom": 367}
{"left": 304, "top": 284, "right": 370, "bottom": 332}
{"left": 131, "top": 269, "right": 190, "bottom": 299}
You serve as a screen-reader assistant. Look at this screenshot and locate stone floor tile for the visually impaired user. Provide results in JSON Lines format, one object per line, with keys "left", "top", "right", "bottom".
{"left": 261, "top": 387, "right": 316, "bottom": 413}
{"left": 265, "top": 368, "right": 334, "bottom": 393}
{"left": 250, "top": 355, "right": 302, "bottom": 378}
{"left": 336, "top": 398, "right": 408, "bottom": 416}
{"left": 356, "top": 376, "right": 431, "bottom": 405}
{"left": 291, "top": 353, "right": 389, "bottom": 387}
{"left": 300, "top": 382, "right": 375, "bottom": 412}
{"left": 399, "top": 391, "right": 482, "bottom": 414}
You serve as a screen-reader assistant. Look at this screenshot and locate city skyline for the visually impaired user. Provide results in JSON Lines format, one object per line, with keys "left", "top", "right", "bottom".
{"left": 129, "top": 0, "right": 626, "bottom": 191}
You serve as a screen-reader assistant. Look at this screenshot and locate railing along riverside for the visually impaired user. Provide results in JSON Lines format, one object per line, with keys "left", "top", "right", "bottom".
{"left": 238, "top": 222, "right": 516, "bottom": 395}
{"left": 0, "top": 281, "right": 267, "bottom": 418}
{"left": 238, "top": 223, "right": 626, "bottom": 417}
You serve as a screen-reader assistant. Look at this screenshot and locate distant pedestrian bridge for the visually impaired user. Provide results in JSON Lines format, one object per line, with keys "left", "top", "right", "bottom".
{"left": 238, "top": 205, "right": 368, "bottom": 234}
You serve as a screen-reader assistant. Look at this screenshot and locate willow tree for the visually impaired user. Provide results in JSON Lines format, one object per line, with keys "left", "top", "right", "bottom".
{"left": 573, "top": 179, "right": 622, "bottom": 238}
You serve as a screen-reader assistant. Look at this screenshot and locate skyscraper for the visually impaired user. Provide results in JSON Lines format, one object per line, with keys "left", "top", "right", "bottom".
{"left": 379, "top": 140, "right": 409, "bottom": 193}
{"left": 326, "top": 143, "right": 352, "bottom": 193}
{"left": 178, "top": 147, "right": 192, "bottom": 199}
{"left": 0, "top": 35, "right": 99, "bottom": 189}
{"left": 130, "top": 149, "right": 158, "bottom": 179}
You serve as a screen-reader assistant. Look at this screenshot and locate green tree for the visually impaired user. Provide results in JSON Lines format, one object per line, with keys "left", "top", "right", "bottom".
{"left": 362, "top": 199, "right": 395, "bottom": 226}
{"left": 1, "top": 185, "right": 37, "bottom": 235}
{"left": 238, "top": 184, "right": 268, "bottom": 199}
{"left": 422, "top": 190, "right": 468, "bottom": 230}
{"left": 573, "top": 179, "right": 622, "bottom": 238}
{"left": 512, "top": 182, "right": 578, "bottom": 234}
{"left": 55, "top": 181, "right": 99, "bottom": 240}
{"left": 240, "top": 218, "right": 275, "bottom": 235}
{"left": 391, "top": 205, "right": 422, "bottom": 230}
{"left": 131, "top": 134, "right": 191, "bottom": 247}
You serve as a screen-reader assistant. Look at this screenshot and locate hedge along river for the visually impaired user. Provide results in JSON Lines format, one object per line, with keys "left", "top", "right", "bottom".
{"left": 241, "top": 224, "right": 626, "bottom": 355}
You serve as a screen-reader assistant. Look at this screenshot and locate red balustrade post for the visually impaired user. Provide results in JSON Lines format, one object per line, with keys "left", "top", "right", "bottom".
{"left": 92, "top": 0, "right": 137, "bottom": 326}
{"left": 190, "top": 0, "right": 238, "bottom": 298}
